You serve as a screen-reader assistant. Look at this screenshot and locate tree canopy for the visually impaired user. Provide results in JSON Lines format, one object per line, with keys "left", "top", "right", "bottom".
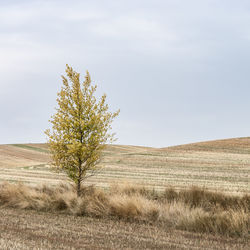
{"left": 45, "top": 65, "right": 119, "bottom": 195}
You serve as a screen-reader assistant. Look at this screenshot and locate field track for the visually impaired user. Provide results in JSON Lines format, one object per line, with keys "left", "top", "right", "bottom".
{"left": 0, "top": 138, "right": 249, "bottom": 194}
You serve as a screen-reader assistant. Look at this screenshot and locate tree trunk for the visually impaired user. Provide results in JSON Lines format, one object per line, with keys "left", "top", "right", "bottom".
{"left": 77, "top": 179, "right": 81, "bottom": 197}
{"left": 77, "top": 164, "right": 82, "bottom": 197}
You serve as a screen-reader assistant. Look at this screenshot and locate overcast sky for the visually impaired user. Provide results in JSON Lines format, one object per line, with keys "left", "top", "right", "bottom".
{"left": 0, "top": 0, "right": 250, "bottom": 147}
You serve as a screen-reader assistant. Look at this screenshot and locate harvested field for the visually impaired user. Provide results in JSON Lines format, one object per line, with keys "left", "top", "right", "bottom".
{"left": 0, "top": 144, "right": 49, "bottom": 168}
{"left": 0, "top": 138, "right": 249, "bottom": 249}
{"left": 1, "top": 207, "right": 248, "bottom": 250}
{"left": 0, "top": 138, "right": 249, "bottom": 194}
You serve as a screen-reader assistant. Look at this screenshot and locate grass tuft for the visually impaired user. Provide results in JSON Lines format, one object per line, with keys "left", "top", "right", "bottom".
{"left": 0, "top": 182, "right": 249, "bottom": 237}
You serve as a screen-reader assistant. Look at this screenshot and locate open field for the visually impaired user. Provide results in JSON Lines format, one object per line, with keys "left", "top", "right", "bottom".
{"left": 0, "top": 137, "right": 249, "bottom": 194}
{"left": 0, "top": 182, "right": 249, "bottom": 249}
{"left": 0, "top": 138, "right": 249, "bottom": 249}
{"left": 0, "top": 207, "right": 248, "bottom": 250}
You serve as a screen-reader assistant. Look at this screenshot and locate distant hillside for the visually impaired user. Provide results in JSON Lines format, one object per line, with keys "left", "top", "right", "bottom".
{"left": 0, "top": 138, "right": 249, "bottom": 194}
{"left": 0, "top": 144, "right": 50, "bottom": 169}
{"left": 164, "top": 137, "right": 250, "bottom": 154}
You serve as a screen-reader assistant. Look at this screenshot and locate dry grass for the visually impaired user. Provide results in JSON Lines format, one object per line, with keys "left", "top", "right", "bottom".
{"left": 0, "top": 139, "right": 249, "bottom": 248}
{"left": 0, "top": 182, "right": 249, "bottom": 238}
{"left": 1, "top": 208, "right": 248, "bottom": 250}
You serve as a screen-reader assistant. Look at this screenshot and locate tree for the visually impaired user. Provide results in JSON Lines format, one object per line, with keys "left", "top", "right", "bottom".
{"left": 45, "top": 65, "right": 119, "bottom": 196}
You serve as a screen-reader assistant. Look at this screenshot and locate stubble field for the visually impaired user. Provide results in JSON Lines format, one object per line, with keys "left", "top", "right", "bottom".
{"left": 0, "top": 137, "right": 249, "bottom": 249}
{"left": 0, "top": 207, "right": 248, "bottom": 249}
{"left": 0, "top": 137, "right": 249, "bottom": 194}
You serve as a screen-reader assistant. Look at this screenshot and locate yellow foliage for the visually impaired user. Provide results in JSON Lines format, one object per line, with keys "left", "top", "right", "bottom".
{"left": 45, "top": 65, "right": 119, "bottom": 195}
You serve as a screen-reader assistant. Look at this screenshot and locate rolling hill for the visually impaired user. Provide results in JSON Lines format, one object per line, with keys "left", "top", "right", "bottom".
{"left": 0, "top": 138, "right": 249, "bottom": 194}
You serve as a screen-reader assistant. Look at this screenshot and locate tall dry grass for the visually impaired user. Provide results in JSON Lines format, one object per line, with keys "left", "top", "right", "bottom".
{"left": 0, "top": 182, "right": 249, "bottom": 237}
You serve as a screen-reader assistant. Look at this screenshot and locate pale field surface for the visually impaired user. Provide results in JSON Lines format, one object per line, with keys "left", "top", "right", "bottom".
{"left": 0, "top": 139, "right": 249, "bottom": 250}
{"left": 0, "top": 138, "right": 249, "bottom": 194}
{"left": 0, "top": 208, "right": 248, "bottom": 250}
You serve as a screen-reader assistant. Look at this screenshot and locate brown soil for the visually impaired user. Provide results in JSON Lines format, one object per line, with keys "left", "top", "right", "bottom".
{"left": 166, "top": 137, "right": 250, "bottom": 154}
{"left": 0, "top": 208, "right": 248, "bottom": 250}
{"left": 0, "top": 145, "right": 49, "bottom": 168}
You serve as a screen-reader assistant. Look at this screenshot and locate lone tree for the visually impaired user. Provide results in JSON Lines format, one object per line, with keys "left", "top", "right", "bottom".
{"left": 45, "top": 65, "right": 119, "bottom": 196}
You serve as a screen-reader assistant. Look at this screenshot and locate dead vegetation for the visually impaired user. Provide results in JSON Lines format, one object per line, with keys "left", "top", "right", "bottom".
{"left": 0, "top": 182, "right": 249, "bottom": 238}
{"left": 0, "top": 139, "right": 249, "bottom": 248}
{"left": 2, "top": 208, "right": 248, "bottom": 250}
